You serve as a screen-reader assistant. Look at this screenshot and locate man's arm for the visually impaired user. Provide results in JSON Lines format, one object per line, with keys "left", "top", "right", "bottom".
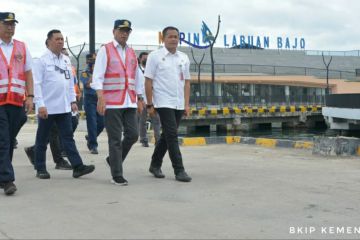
{"left": 24, "top": 70, "right": 34, "bottom": 113}
{"left": 91, "top": 46, "right": 107, "bottom": 115}
{"left": 184, "top": 80, "right": 190, "bottom": 116}
{"left": 145, "top": 77, "right": 156, "bottom": 116}
{"left": 33, "top": 59, "right": 47, "bottom": 119}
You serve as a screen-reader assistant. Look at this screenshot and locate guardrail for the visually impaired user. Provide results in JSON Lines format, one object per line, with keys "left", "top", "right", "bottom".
{"left": 190, "top": 64, "right": 356, "bottom": 80}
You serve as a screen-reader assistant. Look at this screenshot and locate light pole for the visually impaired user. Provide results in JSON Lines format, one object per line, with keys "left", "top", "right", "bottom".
{"left": 89, "top": 0, "right": 95, "bottom": 54}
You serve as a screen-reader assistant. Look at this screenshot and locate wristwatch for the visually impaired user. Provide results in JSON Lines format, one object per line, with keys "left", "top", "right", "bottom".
{"left": 146, "top": 104, "right": 154, "bottom": 109}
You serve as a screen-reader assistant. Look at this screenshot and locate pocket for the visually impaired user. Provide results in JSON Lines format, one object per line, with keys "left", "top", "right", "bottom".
{"left": 46, "top": 65, "right": 55, "bottom": 72}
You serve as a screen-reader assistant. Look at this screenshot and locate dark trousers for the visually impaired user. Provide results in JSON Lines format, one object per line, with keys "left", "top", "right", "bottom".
{"left": 0, "top": 105, "right": 24, "bottom": 182}
{"left": 84, "top": 94, "right": 104, "bottom": 149}
{"left": 137, "top": 108, "right": 161, "bottom": 144}
{"left": 105, "top": 108, "right": 138, "bottom": 177}
{"left": 151, "top": 108, "right": 185, "bottom": 175}
{"left": 59, "top": 115, "right": 79, "bottom": 153}
{"left": 35, "top": 113, "right": 83, "bottom": 171}
{"left": 29, "top": 123, "right": 64, "bottom": 164}
{"left": 13, "top": 105, "right": 27, "bottom": 144}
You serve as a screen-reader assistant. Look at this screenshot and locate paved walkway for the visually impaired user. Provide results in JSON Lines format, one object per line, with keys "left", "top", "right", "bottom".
{"left": 1, "top": 121, "right": 360, "bottom": 239}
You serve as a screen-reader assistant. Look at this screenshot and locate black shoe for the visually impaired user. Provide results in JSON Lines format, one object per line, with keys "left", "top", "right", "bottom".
{"left": 55, "top": 159, "right": 72, "bottom": 170}
{"left": 90, "top": 148, "right": 98, "bottom": 154}
{"left": 142, "top": 142, "right": 149, "bottom": 147}
{"left": 61, "top": 151, "right": 67, "bottom": 158}
{"left": 73, "top": 164, "right": 95, "bottom": 178}
{"left": 149, "top": 166, "right": 165, "bottom": 178}
{"left": 111, "top": 176, "right": 128, "bottom": 186}
{"left": 36, "top": 170, "right": 51, "bottom": 179}
{"left": 3, "top": 182, "right": 17, "bottom": 195}
{"left": 24, "top": 146, "right": 35, "bottom": 166}
{"left": 175, "top": 171, "right": 192, "bottom": 182}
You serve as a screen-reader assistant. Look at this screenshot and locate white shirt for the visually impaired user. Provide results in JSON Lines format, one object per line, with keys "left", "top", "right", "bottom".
{"left": 91, "top": 40, "right": 144, "bottom": 109}
{"left": 0, "top": 38, "right": 32, "bottom": 71}
{"left": 144, "top": 47, "right": 190, "bottom": 110}
{"left": 33, "top": 49, "right": 76, "bottom": 114}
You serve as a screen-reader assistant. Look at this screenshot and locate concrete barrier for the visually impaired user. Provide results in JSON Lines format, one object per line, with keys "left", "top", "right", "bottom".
{"left": 178, "top": 136, "right": 314, "bottom": 150}
{"left": 313, "top": 136, "right": 360, "bottom": 156}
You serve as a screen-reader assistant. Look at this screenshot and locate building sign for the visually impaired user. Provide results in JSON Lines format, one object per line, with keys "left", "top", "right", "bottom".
{"left": 158, "top": 21, "right": 306, "bottom": 50}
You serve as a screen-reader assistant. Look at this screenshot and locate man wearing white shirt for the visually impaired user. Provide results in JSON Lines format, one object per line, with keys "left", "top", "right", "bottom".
{"left": 33, "top": 29, "right": 95, "bottom": 179}
{"left": 137, "top": 52, "right": 161, "bottom": 147}
{"left": 144, "top": 26, "right": 192, "bottom": 182}
{"left": 91, "top": 19, "right": 144, "bottom": 186}
{"left": 0, "top": 12, "right": 34, "bottom": 195}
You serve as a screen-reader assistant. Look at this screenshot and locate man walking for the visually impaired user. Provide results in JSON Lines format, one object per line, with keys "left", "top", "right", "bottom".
{"left": 137, "top": 52, "right": 161, "bottom": 147}
{"left": 80, "top": 53, "right": 104, "bottom": 154}
{"left": 144, "top": 26, "right": 192, "bottom": 182}
{"left": 0, "top": 12, "right": 34, "bottom": 195}
{"left": 91, "top": 19, "right": 144, "bottom": 185}
{"left": 33, "top": 29, "right": 95, "bottom": 179}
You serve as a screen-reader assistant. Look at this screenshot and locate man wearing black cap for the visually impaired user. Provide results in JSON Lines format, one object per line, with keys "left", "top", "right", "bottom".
{"left": 80, "top": 53, "right": 104, "bottom": 154}
{"left": 91, "top": 19, "right": 144, "bottom": 185}
{"left": 0, "top": 12, "right": 34, "bottom": 195}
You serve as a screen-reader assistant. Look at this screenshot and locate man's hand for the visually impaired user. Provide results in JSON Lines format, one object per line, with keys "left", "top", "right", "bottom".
{"left": 97, "top": 96, "right": 106, "bottom": 115}
{"left": 38, "top": 107, "right": 48, "bottom": 119}
{"left": 71, "top": 102, "right": 78, "bottom": 112}
{"left": 137, "top": 99, "right": 145, "bottom": 113}
{"left": 25, "top": 97, "right": 33, "bottom": 114}
{"left": 184, "top": 105, "right": 190, "bottom": 117}
{"left": 147, "top": 105, "right": 156, "bottom": 117}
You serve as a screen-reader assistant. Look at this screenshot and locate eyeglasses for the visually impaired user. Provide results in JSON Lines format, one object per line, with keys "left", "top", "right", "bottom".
{"left": 118, "top": 28, "right": 132, "bottom": 34}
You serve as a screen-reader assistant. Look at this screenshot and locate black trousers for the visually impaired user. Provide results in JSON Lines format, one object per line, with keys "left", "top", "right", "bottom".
{"left": 0, "top": 105, "right": 24, "bottom": 182}
{"left": 105, "top": 108, "right": 138, "bottom": 177}
{"left": 151, "top": 108, "right": 185, "bottom": 175}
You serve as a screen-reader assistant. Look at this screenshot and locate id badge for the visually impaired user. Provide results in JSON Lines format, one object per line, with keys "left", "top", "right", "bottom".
{"left": 179, "top": 65, "right": 184, "bottom": 81}
{"left": 64, "top": 70, "right": 71, "bottom": 79}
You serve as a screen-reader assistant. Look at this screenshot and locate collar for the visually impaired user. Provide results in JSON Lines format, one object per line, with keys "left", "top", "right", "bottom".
{"left": 113, "top": 39, "right": 128, "bottom": 50}
{"left": 161, "top": 46, "right": 178, "bottom": 57}
{"left": 0, "top": 38, "right": 14, "bottom": 46}
{"left": 45, "top": 48, "right": 64, "bottom": 60}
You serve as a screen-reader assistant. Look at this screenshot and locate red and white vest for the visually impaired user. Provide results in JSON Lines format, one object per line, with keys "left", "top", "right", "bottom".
{"left": 0, "top": 39, "right": 27, "bottom": 107}
{"left": 103, "top": 42, "right": 137, "bottom": 106}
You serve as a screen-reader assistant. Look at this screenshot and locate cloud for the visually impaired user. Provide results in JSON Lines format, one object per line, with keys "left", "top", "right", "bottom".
{"left": 4, "top": 0, "right": 360, "bottom": 56}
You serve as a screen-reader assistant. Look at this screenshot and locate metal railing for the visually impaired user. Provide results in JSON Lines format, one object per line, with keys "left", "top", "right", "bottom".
{"left": 190, "top": 64, "right": 356, "bottom": 80}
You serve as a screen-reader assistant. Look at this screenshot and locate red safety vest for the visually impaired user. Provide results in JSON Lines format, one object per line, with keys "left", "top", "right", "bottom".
{"left": 0, "top": 39, "right": 27, "bottom": 107}
{"left": 103, "top": 42, "right": 137, "bottom": 106}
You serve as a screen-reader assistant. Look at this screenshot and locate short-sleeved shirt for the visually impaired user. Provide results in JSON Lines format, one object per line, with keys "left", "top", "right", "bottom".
{"left": 144, "top": 47, "right": 190, "bottom": 110}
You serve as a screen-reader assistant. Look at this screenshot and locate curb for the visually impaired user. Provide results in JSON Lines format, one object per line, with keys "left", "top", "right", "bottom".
{"left": 26, "top": 105, "right": 321, "bottom": 123}
{"left": 178, "top": 136, "right": 314, "bottom": 150}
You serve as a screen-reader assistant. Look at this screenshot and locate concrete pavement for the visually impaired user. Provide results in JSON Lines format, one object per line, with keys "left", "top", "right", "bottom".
{"left": 1, "top": 121, "right": 360, "bottom": 239}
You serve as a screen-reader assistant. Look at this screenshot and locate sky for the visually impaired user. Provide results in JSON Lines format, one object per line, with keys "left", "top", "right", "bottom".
{"left": 3, "top": 0, "right": 360, "bottom": 57}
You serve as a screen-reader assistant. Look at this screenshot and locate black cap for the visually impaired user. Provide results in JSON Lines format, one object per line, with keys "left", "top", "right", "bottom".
{"left": 114, "top": 19, "right": 132, "bottom": 30}
{"left": 0, "top": 12, "right": 18, "bottom": 23}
